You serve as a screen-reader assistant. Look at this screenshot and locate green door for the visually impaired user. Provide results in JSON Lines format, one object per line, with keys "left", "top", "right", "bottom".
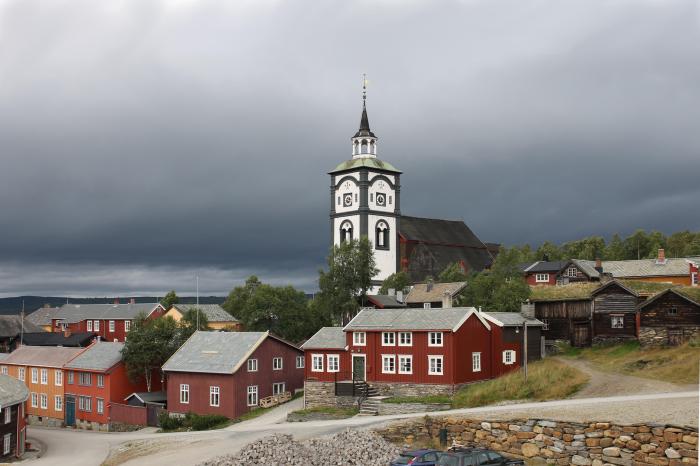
{"left": 352, "top": 356, "right": 365, "bottom": 381}
{"left": 65, "top": 395, "right": 76, "bottom": 426}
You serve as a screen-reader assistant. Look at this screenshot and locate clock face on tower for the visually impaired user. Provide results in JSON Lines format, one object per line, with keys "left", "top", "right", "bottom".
{"left": 376, "top": 193, "right": 386, "bottom": 207}
{"left": 343, "top": 194, "right": 353, "bottom": 207}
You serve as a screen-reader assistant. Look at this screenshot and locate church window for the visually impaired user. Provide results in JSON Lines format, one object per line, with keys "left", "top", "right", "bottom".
{"left": 376, "top": 221, "right": 389, "bottom": 249}
{"left": 370, "top": 193, "right": 373, "bottom": 203}
{"left": 337, "top": 196, "right": 340, "bottom": 206}
{"left": 353, "top": 141, "right": 359, "bottom": 155}
{"left": 361, "top": 140, "right": 368, "bottom": 154}
{"left": 354, "top": 193, "right": 358, "bottom": 203}
{"left": 340, "top": 221, "right": 353, "bottom": 243}
{"left": 389, "top": 195, "right": 393, "bottom": 205}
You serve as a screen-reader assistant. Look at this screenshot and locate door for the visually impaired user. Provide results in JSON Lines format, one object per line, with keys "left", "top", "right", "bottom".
{"left": 352, "top": 355, "right": 365, "bottom": 381}
{"left": 668, "top": 329, "right": 683, "bottom": 346}
{"left": 573, "top": 324, "right": 589, "bottom": 347}
{"left": 65, "top": 395, "right": 76, "bottom": 426}
{"left": 146, "top": 404, "right": 163, "bottom": 427}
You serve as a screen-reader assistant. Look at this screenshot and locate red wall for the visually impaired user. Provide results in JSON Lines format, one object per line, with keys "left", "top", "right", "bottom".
{"left": 304, "top": 350, "right": 351, "bottom": 382}
{"left": 51, "top": 319, "right": 132, "bottom": 342}
{"left": 453, "top": 314, "right": 494, "bottom": 384}
{"left": 526, "top": 273, "right": 557, "bottom": 286}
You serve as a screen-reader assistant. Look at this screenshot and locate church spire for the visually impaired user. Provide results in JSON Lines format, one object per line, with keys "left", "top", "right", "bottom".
{"left": 352, "top": 74, "right": 377, "bottom": 158}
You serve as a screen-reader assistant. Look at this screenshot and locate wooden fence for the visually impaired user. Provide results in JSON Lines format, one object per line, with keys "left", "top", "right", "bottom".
{"left": 110, "top": 402, "right": 147, "bottom": 426}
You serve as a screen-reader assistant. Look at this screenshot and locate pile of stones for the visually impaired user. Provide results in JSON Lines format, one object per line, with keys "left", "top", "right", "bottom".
{"left": 199, "top": 430, "right": 401, "bottom": 465}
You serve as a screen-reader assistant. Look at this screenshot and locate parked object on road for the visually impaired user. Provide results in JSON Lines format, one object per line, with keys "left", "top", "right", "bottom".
{"left": 437, "top": 446, "right": 524, "bottom": 466}
{"left": 390, "top": 449, "right": 442, "bottom": 465}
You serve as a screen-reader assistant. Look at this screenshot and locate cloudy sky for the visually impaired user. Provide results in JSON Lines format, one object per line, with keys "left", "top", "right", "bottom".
{"left": 1, "top": 0, "right": 699, "bottom": 297}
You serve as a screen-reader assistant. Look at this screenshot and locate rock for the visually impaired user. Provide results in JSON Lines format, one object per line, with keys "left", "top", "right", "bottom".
{"left": 601, "top": 438, "right": 614, "bottom": 448}
{"left": 572, "top": 455, "right": 592, "bottom": 465}
{"left": 522, "top": 443, "right": 541, "bottom": 458}
{"left": 666, "top": 449, "right": 682, "bottom": 459}
{"left": 683, "top": 436, "right": 698, "bottom": 445}
{"left": 604, "top": 447, "right": 622, "bottom": 457}
{"left": 538, "top": 420, "right": 558, "bottom": 428}
{"left": 481, "top": 422, "right": 492, "bottom": 431}
{"left": 509, "top": 424, "right": 521, "bottom": 431}
{"left": 641, "top": 444, "right": 657, "bottom": 453}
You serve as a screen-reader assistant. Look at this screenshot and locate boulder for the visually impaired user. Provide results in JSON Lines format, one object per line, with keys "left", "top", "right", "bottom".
{"left": 522, "top": 443, "right": 541, "bottom": 458}
{"left": 603, "top": 447, "right": 621, "bottom": 457}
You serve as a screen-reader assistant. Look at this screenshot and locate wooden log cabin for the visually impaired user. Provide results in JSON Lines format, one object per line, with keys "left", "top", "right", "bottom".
{"left": 528, "top": 283, "right": 598, "bottom": 347}
{"left": 637, "top": 287, "right": 700, "bottom": 346}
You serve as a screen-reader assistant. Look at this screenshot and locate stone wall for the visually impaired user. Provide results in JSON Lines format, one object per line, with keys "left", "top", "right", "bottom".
{"left": 639, "top": 326, "right": 700, "bottom": 347}
{"left": 303, "top": 381, "right": 356, "bottom": 409}
{"left": 377, "top": 416, "right": 698, "bottom": 466}
{"left": 592, "top": 335, "right": 638, "bottom": 346}
{"left": 27, "top": 414, "right": 63, "bottom": 428}
{"left": 376, "top": 401, "right": 451, "bottom": 415}
{"left": 370, "top": 382, "right": 458, "bottom": 397}
{"left": 75, "top": 418, "right": 109, "bottom": 432}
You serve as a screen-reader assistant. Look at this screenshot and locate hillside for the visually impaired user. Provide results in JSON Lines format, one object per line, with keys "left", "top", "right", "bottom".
{"left": 0, "top": 296, "right": 226, "bottom": 315}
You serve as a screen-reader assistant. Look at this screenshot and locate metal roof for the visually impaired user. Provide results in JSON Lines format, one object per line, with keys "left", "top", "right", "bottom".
{"left": 26, "top": 307, "right": 60, "bottom": 326}
{"left": 162, "top": 331, "right": 269, "bottom": 374}
{"left": 600, "top": 258, "right": 692, "bottom": 278}
{"left": 344, "top": 307, "right": 489, "bottom": 332}
{"left": 330, "top": 157, "right": 401, "bottom": 174}
{"left": 19, "top": 332, "right": 94, "bottom": 347}
{"left": 125, "top": 391, "right": 167, "bottom": 405}
{"left": 405, "top": 282, "right": 468, "bottom": 303}
{"left": 0, "top": 316, "right": 44, "bottom": 338}
{"left": 571, "top": 259, "right": 601, "bottom": 278}
{"left": 2, "top": 345, "right": 84, "bottom": 368}
{"left": 54, "top": 303, "right": 161, "bottom": 323}
{"left": 366, "top": 295, "right": 406, "bottom": 308}
{"left": 0, "top": 375, "right": 29, "bottom": 409}
{"left": 481, "top": 312, "right": 544, "bottom": 327}
{"left": 171, "top": 304, "right": 239, "bottom": 323}
{"left": 301, "top": 327, "right": 346, "bottom": 350}
{"left": 64, "top": 342, "right": 124, "bottom": 371}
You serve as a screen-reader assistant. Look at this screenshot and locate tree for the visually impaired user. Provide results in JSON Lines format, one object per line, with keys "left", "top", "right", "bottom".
{"left": 315, "top": 237, "right": 378, "bottom": 325}
{"left": 605, "top": 234, "right": 625, "bottom": 260}
{"left": 378, "top": 271, "right": 411, "bottom": 295}
{"left": 161, "top": 290, "right": 179, "bottom": 309}
{"left": 179, "top": 308, "right": 209, "bottom": 339}
{"left": 121, "top": 315, "right": 180, "bottom": 392}
{"left": 438, "top": 262, "right": 468, "bottom": 283}
{"left": 535, "top": 241, "right": 563, "bottom": 261}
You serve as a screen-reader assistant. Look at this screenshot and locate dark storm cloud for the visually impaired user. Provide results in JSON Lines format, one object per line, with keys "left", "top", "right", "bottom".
{"left": 0, "top": 0, "right": 698, "bottom": 295}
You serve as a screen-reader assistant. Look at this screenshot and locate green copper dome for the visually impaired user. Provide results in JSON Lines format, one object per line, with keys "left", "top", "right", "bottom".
{"left": 330, "top": 157, "right": 401, "bottom": 174}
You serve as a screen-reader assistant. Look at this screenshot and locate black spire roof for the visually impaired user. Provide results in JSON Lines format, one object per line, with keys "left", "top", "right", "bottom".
{"left": 354, "top": 101, "right": 376, "bottom": 138}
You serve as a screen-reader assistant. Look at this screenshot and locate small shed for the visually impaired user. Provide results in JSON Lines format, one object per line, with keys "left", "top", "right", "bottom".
{"left": 637, "top": 288, "right": 700, "bottom": 346}
{"left": 529, "top": 283, "right": 598, "bottom": 347}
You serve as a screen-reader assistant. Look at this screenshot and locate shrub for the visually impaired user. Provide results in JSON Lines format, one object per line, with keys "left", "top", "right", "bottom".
{"left": 185, "top": 413, "right": 230, "bottom": 431}
{"left": 158, "top": 412, "right": 184, "bottom": 431}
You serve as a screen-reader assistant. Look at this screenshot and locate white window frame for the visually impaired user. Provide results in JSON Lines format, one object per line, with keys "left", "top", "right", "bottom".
{"left": 180, "top": 384, "right": 190, "bottom": 404}
{"left": 247, "top": 358, "right": 258, "bottom": 372}
{"left": 4, "top": 407, "right": 10, "bottom": 424}
{"left": 93, "top": 320, "right": 100, "bottom": 332}
{"left": 535, "top": 273, "right": 550, "bottom": 283}
{"left": 55, "top": 395, "right": 63, "bottom": 412}
{"left": 423, "top": 302, "right": 431, "bottom": 309}
{"left": 611, "top": 315, "right": 624, "bottom": 329}
{"left": 97, "top": 374, "right": 104, "bottom": 387}
{"left": 472, "top": 352, "right": 481, "bottom": 372}
{"left": 272, "top": 382, "right": 285, "bottom": 395}
{"left": 247, "top": 385, "right": 258, "bottom": 407}
{"left": 40, "top": 368, "right": 48, "bottom": 385}
{"left": 55, "top": 370, "right": 62, "bottom": 386}
{"left": 31, "top": 393, "right": 38, "bottom": 408}
{"left": 428, "top": 332, "right": 443, "bottom": 347}
{"left": 87, "top": 320, "right": 93, "bottom": 332}
{"left": 96, "top": 398, "right": 104, "bottom": 414}
{"left": 311, "top": 354, "right": 324, "bottom": 372}
{"left": 382, "top": 332, "right": 395, "bottom": 346}
{"left": 428, "top": 355, "right": 444, "bottom": 375}
{"left": 31, "top": 368, "right": 38, "bottom": 384}
{"left": 382, "top": 354, "right": 396, "bottom": 374}
{"left": 503, "top": 350, "right": 516, "bottom": 365}
{"left": 272, "top": 357, "right": 283, "bottom": 371}
{"left": 352, "top": 332, "right": 366, "bottom": 346}
{"left": 18, "top": 367, "right": 25, "bottom": 382}
{"left": 109, "top": 320, "right": 115, "bottom": 332}
{"left": 692, "top": 271, "right": 698, "bottom": 286}
{"left": 210, "top": 386, "right": 220, "bottom": 407}
{"left": 0, "top": 366, "right": 6, "bottom": 376}
{"left": 327, "top": 354, "right": 340, "bottom": 373}
{"left": 398, "top": 332, "right": 412, "bottom": 347}
{"left": 296, "top": 355, "right": 305, "bottom": 369}
{"left": 40, "top": 393, "right": 48, "bottom": 410}
{"left": 398, "top": 355, "right": 413, "bottom": 375}
{"left": 3, "top": 433, "right": 9, "bottom": 455}
{"left": 567, "top": 267, "right": 578, "bottom": 277}
{"left": 125, "top": 320, "right": 131, "bottom": 332}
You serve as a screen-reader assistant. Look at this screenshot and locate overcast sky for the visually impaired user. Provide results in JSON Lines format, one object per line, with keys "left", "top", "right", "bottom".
{"left": 1, "top": 0, "right": 699, "bottom": 297}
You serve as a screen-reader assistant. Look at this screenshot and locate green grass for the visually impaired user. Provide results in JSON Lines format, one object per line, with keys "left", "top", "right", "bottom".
{"left": 290, "top": 406, "right": 358, "bottom": 417}
{"left": 451, "top": 358, "right": 589, "bottom": 408}
{"left": 382, "top": 395, "right": 452, "bottom": 404}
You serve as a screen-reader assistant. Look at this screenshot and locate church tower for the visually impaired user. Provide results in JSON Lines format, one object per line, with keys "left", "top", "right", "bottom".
{"left": 329, "top": 80, "right": 401, "bottom": 285}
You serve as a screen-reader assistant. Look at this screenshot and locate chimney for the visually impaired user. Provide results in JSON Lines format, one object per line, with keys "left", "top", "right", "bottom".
{"left": 426, "top": 279, "right": 434, "bottom": 292}
{"left": 656, "top": 248, "right": 666, "bottom": 265}
{"left": 129, "top": 298, "right": 136, "bottom": 304}
{"left": 521, "top": 301, "right": 535, "bottom": 319}
{"left": 113, "top": 298, "right": 120, "bottom": 305}
{"left": 441, "top": 292, "right": 453, "bottom": 309}
{"left": 396, "top": 290, "right": 404, "bottom": 303}
{"left": 594, "top": 257, "right": 603, "bottom": 274}
{"left": 387, "top": 288, "right": 395, "bottom": 297}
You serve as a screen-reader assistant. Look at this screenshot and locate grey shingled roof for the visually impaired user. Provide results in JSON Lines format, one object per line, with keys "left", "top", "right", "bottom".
{"left": 524, "top": 261, "right": 570, "bottom": 273}
{"left": 125, "top": 391, "right": 167, "bottom": 405}
{"left": 301, "top": 327, "right": 346, "bottom": 350}
{"left": 0, "top": 316, "right": 44, "bottom": 338}
{"left": 64, "top": 342, "right": 124, "bottom": 371}
{"left": 0, "top": 375, "right": 29, "bottom": 409}
{"left": 405, "top": 282, "right": 468, "bottom": 303}
{"left": 26, "top": 307, "right": 60, "bottom": 327}
{"left": 162, "top": 331, "right": 268, "bottom": 374}
{"left": 55, "top": 303, "right": 161, "bottom": 323}
{"left": 482, "top": 312, "right": 544, "bottom": 327}
{"left": 172, "top": 304, "right": 239, "bottom": 323}
{"left": 2, "top": 345, "right": 84, "bottom": 368}
{"left": 571, "top": 259, "right": 601, "bottom": 278}
{"left": 600, "top": 258, "right": 693, "bottom": 278}
{"left": 344, "top": 307, "right": 478, "bottom": 331}
{"left": 366, "top": 295, "right": 406, "bottom": 308}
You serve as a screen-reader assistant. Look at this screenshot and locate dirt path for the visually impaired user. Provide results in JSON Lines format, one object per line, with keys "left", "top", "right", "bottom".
{"left": 555, "top": 357, "right": 697, "bottom": 398}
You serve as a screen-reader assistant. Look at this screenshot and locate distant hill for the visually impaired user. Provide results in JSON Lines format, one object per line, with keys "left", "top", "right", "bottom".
{"left": 0, "top": 296, "right": 226, "bottom": 315}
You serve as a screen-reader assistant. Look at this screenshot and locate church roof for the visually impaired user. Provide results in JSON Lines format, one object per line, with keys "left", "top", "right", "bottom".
{"left": 329, "top": 157, "right": 401, "bottom": 174}
{"left": 400, "top": 216, "right": 487, "bottom": 248}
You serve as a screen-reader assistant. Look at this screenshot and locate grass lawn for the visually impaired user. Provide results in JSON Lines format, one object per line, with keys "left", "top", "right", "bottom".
{"left": 289, "top": 406, "right": 359, "bottom": 417}
{"left": 560, "top": 340, "right": 700, "bottom": 385}
{"left": 382, "top": 395, "right": 452, "bottom": 404}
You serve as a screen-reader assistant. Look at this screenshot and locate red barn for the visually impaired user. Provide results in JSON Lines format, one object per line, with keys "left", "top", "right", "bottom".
{"left": 51, "top": 302, "right": 165, "bottom": 342}
{"left": 162, "top": 331, "right": 304, "bottom": 420}
{"left": 302, "top": 307, "right": 542, "bottom": 410}
{"left": 63, "top": 342, "right": 157, "bottom": 431}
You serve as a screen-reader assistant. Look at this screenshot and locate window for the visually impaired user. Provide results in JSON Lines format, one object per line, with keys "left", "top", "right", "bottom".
{"left": 296, "top": 356, "right": 304, "bottom": 368}
{"left": 429, "top": 332, "right": 443, "bottom": 347}
{"left": 535, "top": 273, "right": 550, "bottom": 283}
{"left": 542, "top": 319, "right": 550, "bottom": 331}
{"left": 311, "top": 354, "right": 324, "bottom": 372}
{"left": 18, "top": 368, "right": 24, "bottom": 382}
{"left": 567, "top": 267, "right": 578, "bottom": 277}
{"left": 30, "top": 393, "right": 38, "bottom": 408}
{"left": 668, "top": 307, "right": 678, "bottom": 316}
{"left": 67, "top": 371, "right": 74, "bottom": 384}
{"left": 247, "top": 386, "right": 258, "bottom": 407}
{"left": 93, "top": 320, "right": 100, "bottom": 332}
{"left": 327, "top": 355, "right": 340, "bottom": 372}
{"left": 3, "top": 433, "right": 9, "bottom": 455}
{"left": 503, "top": 350, "right": 516, "bottom": 365}
{"left": 428, "top": 356, "right": 444, "bottom": 375}
{"left": 83, "top": 396, "right": 92, "bottom": 412}
{"left": 4, "top": 407, "right": 10, "bottom": 424}
{"left": 389, "top": 195, "right": 393, "bottom": 205}
{"left": 97, "top": 374, "right": 104, "bottom": 387}
{"left": 109, "top": 320, "right": 115, "bottom": 332}
{"left": 353, "top": 332, "right": 366, "bottom": 346}
{"left": 210, "top": 386, "right": 220, "bottom": 407}
{"left": 423, "top": 303, "right": 431, "bottom": 309}
{"left": 398, "top": 355, "right": 413, "bottom": 374}
{"left": 340, "top": 221, "right": 353, "bottom": 243}
{"left": 272, "top": 357, "right": 283, "bottom": 370}
{"left": 247, "top": 359, "right": 258, "bottom": 372}
{"left": 273, "top": 382, "right": 285, "bottom": 395}
{"left": 0, "top": 366, "right": 5, "bottom": 376}
{"left": 87, "top": 320, "right": 93, "bottom": 332}
{"left": 693, "top": 272, "right": 698, "bottom": 286}
{"left": 40, "top": 394, "right": 47, "bottom": 410}
{"left": 472, "top": 352, "right": 481, "bottom": 372}
{"left": 382, "top": 332, "right": 395, "bottom": 346}
{"left": 180, "top": 384, "right": 190, "bottom": 404}
{"left": 31, "top": 368, "right": 38, "bottom": 384}
{"left": 611, "top": 316, "right": 624, "bottom": 329}
{"left": 125, "top": 320, "right": 131, "bottom": 332}
{"left": 97, "top": 398, "right": 104, "bottom": 414}
{"left": 369, "top": 193, "right": 373, "bottom": 203}
{"left": 40, "top": 368, "right": 48, "bottom": 385}
{"left": 382, "top": 355, "right": 396, "bottom": 374}
{"left": 398, "top": 332, "right": 412, "bottom": 347}
{"left": 375, "top": 221, "right": 389, "bottom": 249}
{"left": 55, "top": 370, "right": 62, "bottom": 386}
{"left": 79, "top": 372, "right": 91, "bottom": 386}
{"left": 55, "top": 396, "right": 62, "bottom": 412}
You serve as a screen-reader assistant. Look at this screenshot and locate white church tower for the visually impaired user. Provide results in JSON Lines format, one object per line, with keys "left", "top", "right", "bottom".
{"left": 329, "top": 80, "right": 401, "bottom": 285}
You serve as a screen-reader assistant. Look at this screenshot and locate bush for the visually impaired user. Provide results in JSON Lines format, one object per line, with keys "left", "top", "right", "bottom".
{"left": 185, "top": 412, "right": 229, "bottom": 431}
{"left": 158, "top": 411, "right": 184, "bottom": 431}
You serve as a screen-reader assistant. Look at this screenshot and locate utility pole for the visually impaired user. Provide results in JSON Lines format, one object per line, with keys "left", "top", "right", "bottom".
{"left": 523, "top": 321, "right": 528, "bottom": 381}
{"left": 196, "top": 276, "right": 200, "bottom": 330}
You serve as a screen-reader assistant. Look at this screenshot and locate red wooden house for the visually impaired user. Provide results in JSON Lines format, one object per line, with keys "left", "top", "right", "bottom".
{"left": 0, "top": 375, "right": 28, "bottom": 459}
{"left": 52, "top": 301, "right": 165, "bottom": 342}
{"left": 162, "top": 331, "right": 304, "bottom": 420}
{"left": 302, "top": 308, "right": 542, "bottom": 408}
{"left": 521, "top": 260, "right": 601, "bottom": 286}
{"left": 63, "top": 341, "right": 157, "bottom": 431}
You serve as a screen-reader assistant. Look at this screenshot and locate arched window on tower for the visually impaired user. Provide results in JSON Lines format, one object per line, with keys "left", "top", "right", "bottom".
{"left": 375, "top": 221, "right": 389, "bottom": 249}
{"left": 370, "top": 140, "right": 376, "bottom": 155}
{"left": 353, "top": 141, "right": 359, "bottom": 155}
{"left": 361, "top": 140, "right": 368, "bottom": 154}
{"left": 340, "top": 221, "right": 353, "bottom": 243}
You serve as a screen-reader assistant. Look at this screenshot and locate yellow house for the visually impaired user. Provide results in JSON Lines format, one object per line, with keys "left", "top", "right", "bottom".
{"left": 164, "top": 304, "right": 242, "bottom": 331}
